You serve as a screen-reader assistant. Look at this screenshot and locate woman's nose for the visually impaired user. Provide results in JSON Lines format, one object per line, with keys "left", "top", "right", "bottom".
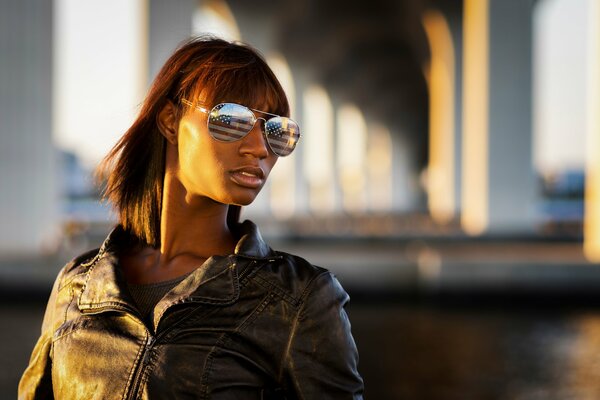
{"left": 239, "top": 120, "right": 270, "bottom": 159}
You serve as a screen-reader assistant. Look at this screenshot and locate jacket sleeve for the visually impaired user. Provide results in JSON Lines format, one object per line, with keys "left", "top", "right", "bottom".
{"left": 282, "top": 271, "right": 364, "bottom": 399}
{"left": 18, "top": 267, "right": 64, "bottom": 400}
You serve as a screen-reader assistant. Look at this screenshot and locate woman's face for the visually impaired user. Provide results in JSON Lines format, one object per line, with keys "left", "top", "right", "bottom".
{"left": 173, "top": 98, "right": 279, "bottom": 207}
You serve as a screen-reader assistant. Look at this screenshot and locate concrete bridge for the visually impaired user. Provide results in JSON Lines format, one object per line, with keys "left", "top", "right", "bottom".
{"left": 1, "top": 0, "right": 599, "bottom": 256}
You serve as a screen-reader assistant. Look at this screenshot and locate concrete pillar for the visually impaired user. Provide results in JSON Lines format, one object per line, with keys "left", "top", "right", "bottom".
{"left": 334, "top": 97, "right": 366, "bottom": 213}
{"left": 425, "top": 2, "right": 464, "bottom": 222}
{"left": 462, "top": 0, "right": 537, "bottom": 234}
{"left": 423, "top": 8, "right": 457, "bottom": 223}
{"left": 584, "top": 0, "right": 600, "bottom": 260}
{"left": 488, "top": 0, "right": 537, "bottom": 232}
{"left": 288, "top": 66, "right": 312, "bottom": 217}
{"left": 148, "top": 0, "right": 196, "bottom": 82}
{"left": 447, "top": 6, "right": 464, "bottom": 220}
{"left": 391, "top": 133, "right": 420, "bottom": 212}
{"left": 301, "top": 82, "right": 337, "bottom": 215}
{"left": 365, "top": 121, "right": 393, "bottom": 212}
{"left": 0, "top": 0, "right": 58, "bottom": 255}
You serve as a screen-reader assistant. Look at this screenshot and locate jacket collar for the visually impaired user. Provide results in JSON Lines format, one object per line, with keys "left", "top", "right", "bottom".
{"left": 233, "top": 220, "right": 274, "bottom": 259}
{"left": 77, "top": 220, "right": 276, "bottom": 317}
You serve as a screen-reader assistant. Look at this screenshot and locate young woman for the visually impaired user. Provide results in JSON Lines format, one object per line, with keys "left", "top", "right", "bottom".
{"left": 19, "top": 37, "right": 364, "bottom": 399}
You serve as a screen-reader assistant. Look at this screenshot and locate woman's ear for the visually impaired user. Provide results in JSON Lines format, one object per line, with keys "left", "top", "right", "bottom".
{"left": 157, "top": 101, "right": 179, "bottom": 145}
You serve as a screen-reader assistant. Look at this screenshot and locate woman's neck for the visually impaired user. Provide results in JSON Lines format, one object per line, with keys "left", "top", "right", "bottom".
{"left": 121, "top": 171, "right": 237, "bottom": 284}
{"left": 160, "top": 190, "right": 236, "bottom": 261}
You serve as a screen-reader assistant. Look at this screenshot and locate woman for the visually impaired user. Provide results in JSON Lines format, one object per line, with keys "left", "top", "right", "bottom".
{"left": 19, "top": 37, "right": 364, "bottom": 399}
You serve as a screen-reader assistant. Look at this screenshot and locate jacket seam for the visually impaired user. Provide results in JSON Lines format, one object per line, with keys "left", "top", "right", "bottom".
{"left": 238, "top": 260, "right": 263, "bottom": 287}
{"left": 198, "top": 291, "right": 275, "bottom": 398}
{"left": 77, "top": 252, "right": 103, "bottom": 309}
{"left": 52, "top": 316, "right": 97, "bottom": 343}
{"left": 200, "top": 334, "right": 230, "bottom": 399}
{"left": 47, "top": 269, "right": 72, "bottom": 354}
{"left": 80, "top": 300, "right": 131, "bottom": 309}
{"left": 57, "top": 249, "right": 100, "bottom": 290}
{"left": 58, "top": 271, "right": 86, "bottom": 292}
{"left": 122, "top": 335, "right": 148, "bottom": 400}
{"left": 277, "top": 270, "right": 331, "bottom": 384}
{"left": 53, "top": 325, "right": 80, "bottom": 343}
{"left": 136, "top": 350, "right": 159, "bottom": 400}
{"left": 49, "top": 333, "right": 55, "bottom": 366}
{"left": 62, "top": 286, "right": 74, "bottom": 327}
{"left": 298, "top": 271, "right": 331, "bottom": 302}
{"left": 252, "top": 274, "right": 299, "bottom": 306}
{"left": 160, "top": 305, "right": 220, "bottom": 343}
{"left": 237, "top": 292, "right": 275, "bottom": 332}
{"left": 278, "top": 293, "right": 303, "bottom": 384}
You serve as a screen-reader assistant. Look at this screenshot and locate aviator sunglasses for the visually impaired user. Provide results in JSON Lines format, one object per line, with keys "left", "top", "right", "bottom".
{"left": 181, "top": 99, "right": 301, "bottom": 157}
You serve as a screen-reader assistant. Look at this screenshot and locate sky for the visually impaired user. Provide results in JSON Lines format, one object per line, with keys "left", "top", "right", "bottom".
{"left": 533, "top": 0, "right": 589, "bottom": 174}
{"left": 53, "top": 0, "right": 146, "bottom": 169}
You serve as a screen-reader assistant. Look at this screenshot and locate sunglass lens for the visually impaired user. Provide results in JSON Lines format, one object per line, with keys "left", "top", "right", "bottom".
{"left": 208, "top": 103, "right": 254, "bottom": 142}
{"left": 265, "top": 118, "right": 300, "bottom": 157}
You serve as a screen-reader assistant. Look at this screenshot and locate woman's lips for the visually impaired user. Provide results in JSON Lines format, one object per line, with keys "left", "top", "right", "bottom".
{"left": 229, "top": 166, "right": 265, "bottom": 189}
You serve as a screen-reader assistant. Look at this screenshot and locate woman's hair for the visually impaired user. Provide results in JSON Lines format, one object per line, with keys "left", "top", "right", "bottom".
{"left": 95, "top": 36, "right": 290, "bottom": 248}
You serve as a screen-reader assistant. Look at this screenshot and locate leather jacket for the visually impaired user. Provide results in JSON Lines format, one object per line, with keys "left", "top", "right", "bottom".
{"left": 19, "top": 220, "right": 364, "bottom": 399}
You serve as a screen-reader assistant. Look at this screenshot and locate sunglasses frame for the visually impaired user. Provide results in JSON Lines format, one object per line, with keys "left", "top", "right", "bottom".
{"left": 180, "top": 98, "right": 301, "bottom": 157}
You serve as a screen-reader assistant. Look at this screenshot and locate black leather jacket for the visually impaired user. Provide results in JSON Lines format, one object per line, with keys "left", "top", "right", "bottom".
{"left": 19, "top": 220, "right": 364, "bottom": 399}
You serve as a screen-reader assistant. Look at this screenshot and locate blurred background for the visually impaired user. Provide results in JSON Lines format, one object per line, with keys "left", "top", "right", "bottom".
{"left": 2, "top": 0, "right": 600, "bottom": 398}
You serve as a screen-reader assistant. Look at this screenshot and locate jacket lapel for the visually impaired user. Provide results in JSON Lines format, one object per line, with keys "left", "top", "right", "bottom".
{"left": 77, "top": 220, "right": 277, "bottom": 321}
{"left": 151, "top": 255, "right": 243, "bottom": 328}
{"left": 77, "top": 250, "right": 136, "bottom": 314}
{"left": 234, "top": 220, "right": 274, "bottom": 259}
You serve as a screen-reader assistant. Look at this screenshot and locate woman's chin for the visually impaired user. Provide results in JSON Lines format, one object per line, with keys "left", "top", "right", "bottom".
{"left": 231, "top": 195, "right": 258, "bottom": 207}
{"left": 223, "top": 189, "right": 261, "bottom": 207}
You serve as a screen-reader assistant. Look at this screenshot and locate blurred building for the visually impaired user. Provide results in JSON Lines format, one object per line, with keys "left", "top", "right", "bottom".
{"left": 58, "top": 149, "right": 112, "bottom": 225}
{"left": 0, "top": 0, "right": 57, "bottom": 255}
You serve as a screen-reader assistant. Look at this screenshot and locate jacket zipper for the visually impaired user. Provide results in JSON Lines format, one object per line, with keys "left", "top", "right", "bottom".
{"left": 123, "top": 257, "right": 269, "bottom": 398}
{"left": 85, "top": 306, "right": 155, "bottom": 400}
{"left": 128, "top": 333, "right": 156, "bottom": 400}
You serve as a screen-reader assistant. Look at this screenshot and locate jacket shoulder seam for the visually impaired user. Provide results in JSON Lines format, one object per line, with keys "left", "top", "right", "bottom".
{"left": 297, "top": 270, "right": 332, "bottom": 302}
{"left": 253, "top": 253, "right": 329, "bottom": 305}
{"left": 57, "top": 248, "right": 101, "bottom": 290}
{"left": 252, "top": 273, "right": 299, "bottom": 306}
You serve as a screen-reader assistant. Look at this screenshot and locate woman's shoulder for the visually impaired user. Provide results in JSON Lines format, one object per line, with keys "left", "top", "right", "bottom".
{"left": 251, "top": 250, "right": 347, "bottom": 304}
{"left": 273, "top": 250, "right": 328, "bottom": 278}
{"left": 54, "top": 223, "right": 128, "bottom": 286}
{"left": 54, "top": 247, "right": 102, "bottom": 289}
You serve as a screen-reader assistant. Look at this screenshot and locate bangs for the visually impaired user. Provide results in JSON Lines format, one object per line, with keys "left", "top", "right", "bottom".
{"left": 179, "top": 43, "right": 290, "bottom": 117}
{"left": 216, "top": 68, "right": 288, "bottom": 116}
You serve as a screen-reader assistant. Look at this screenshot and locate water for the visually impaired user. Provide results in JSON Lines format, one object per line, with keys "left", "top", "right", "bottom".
{"left": 347, "top": 301, "right": 600, "bottom": 400}
{"left": 7, "top": 300, "right": 600, "bottom": 399}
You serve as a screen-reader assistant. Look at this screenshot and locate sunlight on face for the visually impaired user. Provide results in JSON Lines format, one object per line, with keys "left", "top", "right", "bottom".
{"left": 174, "top": 99, "right": 278, "bottom": 207}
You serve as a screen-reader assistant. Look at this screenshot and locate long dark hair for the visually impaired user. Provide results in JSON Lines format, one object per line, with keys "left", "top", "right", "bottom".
{"left": 95, "top": 36, "right": 290, "bottom": 248}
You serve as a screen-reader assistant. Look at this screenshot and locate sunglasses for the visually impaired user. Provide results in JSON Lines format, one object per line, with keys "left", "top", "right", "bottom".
{"left": 181, "top": 99, "right": 301, "bottom": 157}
